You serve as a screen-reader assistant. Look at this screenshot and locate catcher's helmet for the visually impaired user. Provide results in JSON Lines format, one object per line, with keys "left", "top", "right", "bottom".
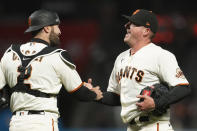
{"left": 24, "top": 9, "right": 60, "bottom": 33}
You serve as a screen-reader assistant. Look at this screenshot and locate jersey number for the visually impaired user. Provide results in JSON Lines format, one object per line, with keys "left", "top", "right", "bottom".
{"left": 17, "top": 65, "right": 32, "bottom": 88}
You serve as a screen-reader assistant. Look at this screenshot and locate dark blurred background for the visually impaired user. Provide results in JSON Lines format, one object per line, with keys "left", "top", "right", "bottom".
{"left": 0, "top": 0, "right": 197, "bottom": 131}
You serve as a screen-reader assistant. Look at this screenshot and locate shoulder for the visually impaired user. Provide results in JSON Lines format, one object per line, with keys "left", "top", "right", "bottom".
{"left": 150, "top": 43, "right": 176, "bottom": 58}
{"left": 149, "top": 44, "right": 178, "bottom": 66}
{"left": 4, "top": 45, "right": 13, "bottom": 53}
{"left": 2, "top": 45, "right": 13, "bottom": 57}
{"left": 1, "top": 45, "right": 14, "bottom": 65}
{"left": 159, "top": 47, "right": 175, "bottom": 59}
{"left": 59, "top": 50, "right": 76, "bottom": 69}
{"left": 38, "top": 48, "right": 76, "bottom": 69}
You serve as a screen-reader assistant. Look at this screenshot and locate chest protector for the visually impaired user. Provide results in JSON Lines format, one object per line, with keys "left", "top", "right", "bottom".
{"left": 10, "top": 44, "right": 67, "bottom": 98}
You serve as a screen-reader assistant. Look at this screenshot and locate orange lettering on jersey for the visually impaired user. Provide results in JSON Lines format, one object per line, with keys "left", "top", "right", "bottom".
{"left": 135, "top": 70, "right": 144, "bottom": 82}
{"left": 35, "top": 57, "right": 43, "bottom": 62}
{"left": 116, "top": 71, "right": 121, "bottom": 83}
{"left": 120, "top": 69, "right": 123, "bottom": 79}
{"left": 127, "top": 67, "right": 132, "bottom": 78}
{"left": 117, "top": 67, "right": 145, "bottom": 83}
{"left": 130, "top": 68, "right": 137, "bottom": 80}
{"left": 17, "top": 65, "right": 32, "bottom": 89}
{"left": 39, "top": 57, "right": 43, "bottom": 62}
{"left": 13, "top": 53, "right": 18, "bottom": 61}
{"left": 175, "top": 68, "right": 185, "bottom": 79}
{"left": 123, "top": 66, "right": 131, "bottom": 78}
{"left": 24, "top": 65, "right": 32, "bottom": 80}
{"left": 116, "top": 74, "right": 120, "bottom": 83}
{"left": 32, "top": 50, "right": 36, "bottom": 54}
{"left": 25, "top": 50, "right": 30, "bottom": 55}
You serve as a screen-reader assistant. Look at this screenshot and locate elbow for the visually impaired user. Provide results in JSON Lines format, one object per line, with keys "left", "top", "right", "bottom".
{"left": 182, "top": 84, "right": 191, "bottom": 98}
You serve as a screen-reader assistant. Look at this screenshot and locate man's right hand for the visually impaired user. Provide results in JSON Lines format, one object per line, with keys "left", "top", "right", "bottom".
{"left": 84, "top": 78, "right": 103, "bottom": 100}
{"left": 91, "top": 86, "right": 103, "bottom": 100}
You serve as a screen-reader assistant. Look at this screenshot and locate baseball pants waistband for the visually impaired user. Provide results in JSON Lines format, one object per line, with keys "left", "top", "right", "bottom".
{"left": 12, "top": 110, "right": 45, "bottom": 116}
{"left": 129, "top": 116, "right": 150, "bottom": 125}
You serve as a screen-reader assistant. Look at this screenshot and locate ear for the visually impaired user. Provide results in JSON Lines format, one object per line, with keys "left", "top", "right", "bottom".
{"left": 143, "top": 28, "right": 150, "bottom": 36}
{"left": 145, "top": 28, "right": 150, "bottom": 33}
{"left": 43, "top": 26, "right": 51, "bottom": 33}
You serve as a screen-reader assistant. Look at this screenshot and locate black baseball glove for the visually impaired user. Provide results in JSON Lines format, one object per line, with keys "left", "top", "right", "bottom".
{"left": 139, "top": 83, "right": 170, "bottom": 116}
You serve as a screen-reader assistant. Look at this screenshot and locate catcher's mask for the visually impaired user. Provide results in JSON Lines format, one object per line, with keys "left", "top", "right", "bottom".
{"left": 24, "top": 9, "right": 60, "bottom": 33}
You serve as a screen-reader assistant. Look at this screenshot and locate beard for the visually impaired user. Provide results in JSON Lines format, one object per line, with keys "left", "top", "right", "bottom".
{"left": 49, "top": 29, "right": 60, "bottom": 47}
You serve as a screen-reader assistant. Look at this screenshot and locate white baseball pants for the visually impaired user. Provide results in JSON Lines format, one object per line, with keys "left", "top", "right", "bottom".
{"left": 9, "top": 111, "right": 59, "bottom": 131}
{"left": 127, "top": 120, "right": 174, "bottom": 131}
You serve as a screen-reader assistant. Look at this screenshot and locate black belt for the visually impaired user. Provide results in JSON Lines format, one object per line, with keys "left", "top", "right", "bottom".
{"left": 12, "top": 110, "right": 45, "bottom": 115}
{"left": 129, "top": 116, "right": 150, "bottom": 125}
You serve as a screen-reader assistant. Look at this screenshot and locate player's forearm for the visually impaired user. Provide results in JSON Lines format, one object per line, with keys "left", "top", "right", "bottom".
{"left": 96, "top": 92, "right": 121, "bottom": 106}
{"left": 155, "top": 84, "right": 191, "bottom": 110}
{"left": 70, "top": 85, "right": 97, "bottom": 101}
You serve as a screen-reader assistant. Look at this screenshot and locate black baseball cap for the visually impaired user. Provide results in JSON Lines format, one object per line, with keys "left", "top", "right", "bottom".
{"left": 122, "top": 9, "right": 158, "bottom": 34}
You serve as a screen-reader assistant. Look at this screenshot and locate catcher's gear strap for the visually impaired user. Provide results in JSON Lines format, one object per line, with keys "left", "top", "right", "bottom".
{"left": 59, "top": 51, "right": 76, "bottom": 69}
{"left": 70, "top": 85, "right": 96, "bottom": 101}
{"left": 11, "top": 44, "right": 62, "bottom": 68}
{"left": 10, "top": 44, "right": 62, "bottom": 98}
{"left": 97, "top": 92, "right": 121, "bottom": 106}
{"left": 11, "top": 84, "right": 56, "bottom": 98}
{"left": 155, "top": 84, "right": 191, "bottom": 110}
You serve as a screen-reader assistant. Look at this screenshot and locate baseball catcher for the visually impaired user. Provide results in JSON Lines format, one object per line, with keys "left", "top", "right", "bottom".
{"left": 0, "top": 9, "right": 103, "bottom": 131}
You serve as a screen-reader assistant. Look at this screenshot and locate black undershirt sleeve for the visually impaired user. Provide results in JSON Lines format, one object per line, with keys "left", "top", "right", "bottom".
{"left": 70, "top": 85, "right": 96, "bottom": 101}
{"left": 155, "top": 84, "right": 191, "bottom": 110}
{"left": 97, "top": 92, "right": 121, "bottom": 106}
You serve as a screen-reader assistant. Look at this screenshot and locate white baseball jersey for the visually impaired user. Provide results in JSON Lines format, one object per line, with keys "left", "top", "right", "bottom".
{"left": 0, "top": 41, "right": 82, "bottom": 115}
{"left": 107, "top": 43, "right": 189, "bottom": 123}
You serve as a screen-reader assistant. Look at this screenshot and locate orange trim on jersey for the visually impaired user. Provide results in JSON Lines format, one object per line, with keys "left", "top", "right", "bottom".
{"left": 69, "top": 82, "right": 84, "bottom": 93}
{"left": 157, "top": 123, "right": 159, "bottom": 131}
{"left": 52, "top": 118, "right": 54, "bottom": 131}
{"left": 176, "top": 83, "right": 189, "bottom": 86}
{"left": 116, "top": 93, "right": 120, "bottom": 96}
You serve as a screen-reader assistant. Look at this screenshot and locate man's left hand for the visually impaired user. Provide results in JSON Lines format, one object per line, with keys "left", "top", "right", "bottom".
{"left": 136, "top": 95, "right": 155, "bottom": 111}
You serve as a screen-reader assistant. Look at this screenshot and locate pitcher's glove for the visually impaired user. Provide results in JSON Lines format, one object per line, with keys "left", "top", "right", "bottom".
{"left": 139, "top": 83, "right": 170, "bottom": 116}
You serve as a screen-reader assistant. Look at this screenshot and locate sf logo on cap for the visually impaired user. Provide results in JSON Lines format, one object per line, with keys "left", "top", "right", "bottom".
{"left": 132, "top": 9, "right": 140, "bottom": 15}
{"left": 28, "top": 17, "right": 31, "bottom": 26}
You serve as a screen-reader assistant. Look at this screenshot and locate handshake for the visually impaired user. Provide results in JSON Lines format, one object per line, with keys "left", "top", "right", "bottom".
{"left": 83, "top": 78, "right": 103, "bottom": 100}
